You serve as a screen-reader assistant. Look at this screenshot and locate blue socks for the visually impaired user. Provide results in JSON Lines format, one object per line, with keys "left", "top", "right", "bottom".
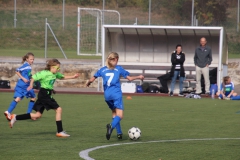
{"left": 111, "top": 116, "right": 121, "bottom": 132}
{"left": 27, "top": 100, "right": 35, "bottom": 113}
{"left": 231, "top": 95, "right": 240, "bottom": 100}
{"left": 8, "top": 100, "right": 34, "bottom": 113}
{"left": 7, "top": 100, "right": 18, "bottom": 113}
{"left": 112, "top": 117, "right": 122, "bottom": 134}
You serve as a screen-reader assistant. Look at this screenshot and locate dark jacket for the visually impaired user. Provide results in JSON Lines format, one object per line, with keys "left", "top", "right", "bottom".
{"left": 170, "top": 51, "right": 185, "bottom": 77}
{"left": 194, "top": 45, "right": 212, "bottom": 68}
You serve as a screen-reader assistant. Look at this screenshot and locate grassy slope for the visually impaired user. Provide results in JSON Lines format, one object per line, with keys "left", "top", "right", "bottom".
{"left": 0, "top": 4, "right": 240, "bottom": 58}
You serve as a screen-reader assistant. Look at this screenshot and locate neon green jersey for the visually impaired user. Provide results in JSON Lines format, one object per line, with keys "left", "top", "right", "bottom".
{"left": 32, "top": 70, "right": 64, "bottom": 90}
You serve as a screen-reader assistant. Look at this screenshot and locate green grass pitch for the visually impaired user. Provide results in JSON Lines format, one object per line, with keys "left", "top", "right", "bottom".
{"left": 0, "top": 92, "right": 240, "bottom": 160}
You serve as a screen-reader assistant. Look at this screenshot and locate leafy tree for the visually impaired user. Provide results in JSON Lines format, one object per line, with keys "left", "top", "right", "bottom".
{"left": 159, "top": 0, "right": 228, "bottom": 26}
{"left": 195, "top": 0, "right": 228, "bottom": 25}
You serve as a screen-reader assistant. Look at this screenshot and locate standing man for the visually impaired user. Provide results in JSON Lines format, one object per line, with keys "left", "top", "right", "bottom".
{"left": 194, "top": 37, "right": 212, "bottom": 95}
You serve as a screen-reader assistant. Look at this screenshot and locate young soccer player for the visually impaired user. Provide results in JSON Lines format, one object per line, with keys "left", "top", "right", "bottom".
{"left": 4, "top": 52, "right": 36, "bottom": 121}
{"left": 9, "top": 59, "right": 79, "bottom": 137}
{"left": 216, "top": 76, "right": 237, "bottom": 100}
{"left": 86, "top": 52, "right": 144, "bottom": 140}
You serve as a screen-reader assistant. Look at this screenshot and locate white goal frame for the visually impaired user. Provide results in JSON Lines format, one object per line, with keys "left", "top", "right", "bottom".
{"left": 77, "top": 8, "right": 120, "bottom": 56}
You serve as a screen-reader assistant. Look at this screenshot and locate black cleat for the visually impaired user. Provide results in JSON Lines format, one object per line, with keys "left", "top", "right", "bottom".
{"left": 117, "top": 134, "right": 122, "bottom": 140}
{"left": 106, "top": 124, "right": 112, "bottom": 140}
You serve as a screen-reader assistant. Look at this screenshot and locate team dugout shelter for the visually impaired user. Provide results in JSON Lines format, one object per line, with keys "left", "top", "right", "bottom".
{"left": 101, "top": 25, "right": 228, "bottom": 91}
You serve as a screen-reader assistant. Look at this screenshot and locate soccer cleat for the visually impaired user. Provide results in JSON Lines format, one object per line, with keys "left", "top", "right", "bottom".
{"left": 117, "top": 134, "right": 122, "bottom": 140}
{"left": 224, "top": 97, "right": 231, "bottom": 100}
{"left": 56, "top": 131, "right": 70, "bottom": 137}
{"left": 4, "top": 111, "right": 11, "bottom": 121}
{"left": 9, "top": 114, "right": 16, "bottom": 128}
{"left": 106, "top": 124, "right": 112, "bottom": 140}
{"left": 169, "top": 92, "right": 173, "bottom": 96}
{"left": 178, "top": 92, "right": 184, "bottom": 97}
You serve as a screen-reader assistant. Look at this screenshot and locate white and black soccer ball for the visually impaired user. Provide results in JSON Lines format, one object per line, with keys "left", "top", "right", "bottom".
{"left": 128, "top": 127, "right": 141, "bottom": 140}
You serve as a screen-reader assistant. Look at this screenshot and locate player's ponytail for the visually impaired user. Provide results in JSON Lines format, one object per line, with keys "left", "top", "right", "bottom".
{"left": 45, "top": 58, "right": 61, "bottom": 70}
{"left": 106, "top": 52, "right": 119, "bottom": 69}
{"left": 22, "top": 52, "right": 34, "bottom": 63}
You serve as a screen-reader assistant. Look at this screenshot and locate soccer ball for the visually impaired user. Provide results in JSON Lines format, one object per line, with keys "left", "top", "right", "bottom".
{"left": 128, "top": 127, "right": 141, "bottom": 140}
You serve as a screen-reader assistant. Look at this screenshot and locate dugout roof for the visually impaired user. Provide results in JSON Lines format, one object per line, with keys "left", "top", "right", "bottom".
{"left": 101, "top": 25, "right": 228, "bottom": 87}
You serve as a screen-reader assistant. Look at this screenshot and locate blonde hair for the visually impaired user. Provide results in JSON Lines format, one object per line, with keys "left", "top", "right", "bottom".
{"left": 105, "top": 52, "right": 119, "bottom": 69}
{"left": 22, "top": 52, "right": 34, "bottom": 64}
{"left": 222, "top": 76, "right": 230, "bottom": 93}
{"left": 45, "top": 59, "right": 61, "bottom": 70}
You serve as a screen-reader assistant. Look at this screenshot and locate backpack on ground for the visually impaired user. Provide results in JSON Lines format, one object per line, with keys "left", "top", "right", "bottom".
{"left": 141, "top": 82, "right": 150, "bottom": 92}
{"left": 147, "top": 84, "right": 160, "bottom": 93}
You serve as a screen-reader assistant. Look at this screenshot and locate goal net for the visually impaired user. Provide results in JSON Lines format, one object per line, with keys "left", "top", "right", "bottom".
{"left": 77, "top": 8, "right": 120, "bottom": 56}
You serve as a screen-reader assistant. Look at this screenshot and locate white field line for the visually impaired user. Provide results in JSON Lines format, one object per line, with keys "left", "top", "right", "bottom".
{"left": 79, "top": 138, "right": 240, "bottom": 160}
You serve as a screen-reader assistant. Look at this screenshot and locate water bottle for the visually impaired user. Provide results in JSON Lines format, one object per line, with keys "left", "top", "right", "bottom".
{"left": 211, "top": 89, "right": 215, "bottom": 99}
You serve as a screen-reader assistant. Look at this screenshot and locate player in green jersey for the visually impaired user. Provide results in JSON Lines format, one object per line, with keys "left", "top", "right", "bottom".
{"left": 9, "top": 59, "right": 79, "bottom": 137}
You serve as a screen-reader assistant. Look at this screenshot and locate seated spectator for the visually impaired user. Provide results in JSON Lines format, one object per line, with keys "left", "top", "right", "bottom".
{"left": 216, "top": 76, "right": 237, "bottom": 100}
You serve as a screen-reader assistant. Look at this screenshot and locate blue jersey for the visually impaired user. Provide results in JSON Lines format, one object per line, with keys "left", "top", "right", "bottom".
{"left": 94, "top": 65, "right": 130, "bottom": 100}
{"left": 220, "top": 82, "right": 234, "bottom": 96}
{"left": 15, "top": 62, "right": 32, "bottom": 89}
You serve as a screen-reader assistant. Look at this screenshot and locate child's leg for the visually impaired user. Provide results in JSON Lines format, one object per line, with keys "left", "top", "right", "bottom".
{"left": 26, "top": 90, "right": 36, "bottom": 113}
{"left": 10, "top": 112, "right": 42, "bottom": 128}
{"left": 55, "top": 107, "right": 69, "bottom": 137}
{"left": 231, "top": 95, "right": 240, "bottom": 100}
{"left": 55, "top": 107, "right": 63, "bottom": 133}
{"left": 112, "top": 117, "right": 122, "bottom": 134}
{"left": 27, "top": 98, "right": 35, "bottom": 113}
{"left": 111, "top": 109, "right": 123, "bottom": 129}
{"left": 218, "top": 94, "right": 223, "bottom": 99}
{"left": 7, "top": 97, "right": 21, "bottom": 113}
{"left": 16, "top": 112, "right": 41, "bottom": 120}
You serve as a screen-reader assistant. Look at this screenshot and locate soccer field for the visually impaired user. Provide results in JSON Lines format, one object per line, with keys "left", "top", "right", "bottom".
{"left": 1, "top": 92, "right": 240, "bottom": 160}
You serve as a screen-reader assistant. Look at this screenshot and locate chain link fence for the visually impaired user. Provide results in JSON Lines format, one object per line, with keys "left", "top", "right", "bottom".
{"left": 0, "top": 2, "right": 239, "bottom": 56}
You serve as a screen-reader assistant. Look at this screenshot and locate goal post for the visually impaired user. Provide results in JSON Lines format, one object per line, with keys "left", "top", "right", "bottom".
{"left": 77, "top": 8, "right": 120, "bottom": 56}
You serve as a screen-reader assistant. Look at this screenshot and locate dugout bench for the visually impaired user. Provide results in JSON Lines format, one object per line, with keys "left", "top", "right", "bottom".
{"left": 119, "top": 63, "right": 218, "bottom": 93}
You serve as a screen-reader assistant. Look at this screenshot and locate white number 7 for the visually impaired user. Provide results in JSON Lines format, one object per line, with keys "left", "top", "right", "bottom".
{"left": 106, "top": 73, "right": 114, "bottom": 86}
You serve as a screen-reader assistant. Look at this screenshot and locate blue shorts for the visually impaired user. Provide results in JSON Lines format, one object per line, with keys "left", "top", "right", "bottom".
{"left": 14, "top": 86, "right": 36, "bottom": 99}
{"left": 105, "top": 98, "right": 124, "bottom": 110}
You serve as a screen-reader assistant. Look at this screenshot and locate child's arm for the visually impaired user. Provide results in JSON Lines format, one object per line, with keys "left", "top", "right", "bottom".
{"left": 27, "top": 78, "right": 35, "bottom": 91}
{"left": 86, "top": 77, "right": 96, "bottom": 87}
{"left": 126, "top": 75, "right": 144, "bottom": 81}
{"left": 62, "top": 73, "right": 79, "bottom": 80}
{"left": 227, "top": 90, "right": 234, "bottom": 98}
{"left": 16, "top": 71, "right": 28, "bottom": 83}
{"left": 220, "top": 90, "right": 225, "bottom": 98}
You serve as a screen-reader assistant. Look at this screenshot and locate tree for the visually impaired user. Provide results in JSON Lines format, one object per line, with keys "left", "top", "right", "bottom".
{"left": 159, "top": 0, "right": 229, "bottom": 26}
{"left": 195, "top": 0, "right": 228, "bottom": 25}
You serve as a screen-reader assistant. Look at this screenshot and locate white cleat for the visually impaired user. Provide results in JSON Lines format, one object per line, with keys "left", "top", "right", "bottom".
{"left": 56, "top": 131, "right": 70, "bottom": 137}
{"left": 4, "top": 111, "right": 11, "bottom": 121}
{"left": 9, "top": 114, "right": 16, "bottom": 128}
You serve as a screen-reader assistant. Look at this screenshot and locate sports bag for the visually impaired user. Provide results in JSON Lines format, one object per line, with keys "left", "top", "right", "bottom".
{"left": 0, "top": 80, "right": 10, "bottom": 89}
{"left": 147, "top": 85, "right": 160, "bottom": 93}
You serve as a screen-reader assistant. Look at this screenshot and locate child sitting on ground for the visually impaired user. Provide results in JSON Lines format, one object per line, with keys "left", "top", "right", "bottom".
{"left": 216, "top": 76, "right": 237, "bottom": 100}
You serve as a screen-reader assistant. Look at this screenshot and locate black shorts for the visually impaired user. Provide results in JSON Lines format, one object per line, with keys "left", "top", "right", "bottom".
{"left": 33, "top": 88, "right": 59, "bottom": 114}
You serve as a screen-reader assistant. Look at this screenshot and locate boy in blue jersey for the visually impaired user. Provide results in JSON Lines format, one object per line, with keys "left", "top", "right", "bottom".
{"left": 86, "top": 52, "right": 144, "bottom": 140}
{"left": 4, "top": 53, "right": 36, "bottom": 121}
{"left": 216, "top": 76, "right": 237, "bottom": 100}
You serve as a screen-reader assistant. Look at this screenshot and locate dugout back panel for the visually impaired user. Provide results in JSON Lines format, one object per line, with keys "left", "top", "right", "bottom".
{"left": 102, "top": 25, "right": 227, "bottom": 65}
{"left": 102, "top": 25, "right": 228, "bottom": 89}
